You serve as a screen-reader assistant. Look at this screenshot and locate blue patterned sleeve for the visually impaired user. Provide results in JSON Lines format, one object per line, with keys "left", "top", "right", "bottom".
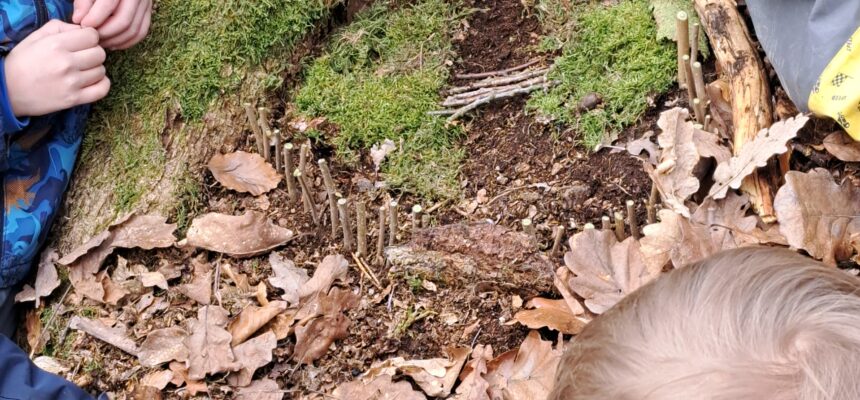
{"left": 0, "top": 56, "right": 29, "bottom": 134}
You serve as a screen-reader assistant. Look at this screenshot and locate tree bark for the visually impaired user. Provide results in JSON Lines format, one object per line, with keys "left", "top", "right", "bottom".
{"left": 694, "top": 0, "right": 780, "bottom": 223}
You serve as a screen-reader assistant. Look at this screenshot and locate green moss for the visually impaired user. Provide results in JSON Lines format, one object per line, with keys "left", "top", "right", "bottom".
{"left": 82, "top": 0, "right": 335, "bottom": 212}
{"left": 294, "top": 0, "right": 464, "bottom": 199}
{"left": 530, "top": 0, "right": 676, "bottom": 149}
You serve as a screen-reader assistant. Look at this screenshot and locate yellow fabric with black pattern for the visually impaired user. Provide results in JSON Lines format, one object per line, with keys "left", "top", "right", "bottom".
{"left": 809, "top": 28, "right": 860, "bottom": 140}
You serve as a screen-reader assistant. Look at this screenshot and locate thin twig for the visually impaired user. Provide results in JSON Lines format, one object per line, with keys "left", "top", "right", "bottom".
{"left": 30, "top": 284, "right": 71, "bottom": 359}
{"left": 446, "top": 68, "right": 549, "bottom": 95}
{"left": 350, "top": 253, "right": 383, "bottom": 290}
{"left": 283, "top": 143, "right": 298, "bottom": 203}
{"left": 376, "top": 205, "right": 387, "bottom": 266}
{"left": 356, "top": 201, "right": 368, "bottom": 258}
{"left": 454, "top": 59, "right": 541, "bottom": 79}
{"left": 294, "top": 169, "right": 319, "bottom": 224}
{"left": 338, "top": 198, "right": 354, "bottom": 251}
{"left": 446, "top": 81, "right": 558, "bottom": 123}
{"left": 442, "top": 75, "right": 549, "bottom": 107}
{"left": 243, "top": 103, "right": 265, "bottom": 155}
{"left": 388, "top": 201, "right": 399, "bottom": 246}
{"left": 626, "top": 200, "right": 640, "bottom": 240}
{"left": 318, "top": 159, "right": 340, "bottom": 237}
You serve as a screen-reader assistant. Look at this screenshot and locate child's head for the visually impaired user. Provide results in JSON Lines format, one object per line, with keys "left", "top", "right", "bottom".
{"left": 551, "top": 247, "right": 860, "bottom": 400}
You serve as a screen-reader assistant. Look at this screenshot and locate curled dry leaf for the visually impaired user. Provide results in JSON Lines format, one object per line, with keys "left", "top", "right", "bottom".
{"left": 452, "top": 344, "right": 493, "bottom": 400}
{"left": 710, "top": 114, "right": 809, "bottom": 199}
{"left": 649, "top": 108, "right": 701, "bottom": 217}
{"left": 331, "top": 374, "right": 426, "bottom": 400}
{"left": 511, "top": 298, "right": 586, "bottom": 334}
{"left": 228, "top": 331, "right": 277, "bottom": 387}
{"left": 228, "top": 301, "right": 287, "bottom": 346}
{"left": 299, "top": 254, "right": 349, "bottom": 300}
{"left": 138, "top": 327, "right": 189, "bottom": 367}
{"left": 141, "top": 369, "right": 174, "bottom": 390}
{"left": 693, "top": 129, "right": 731, "bottom": 164}
{"left": 365, "top": 347, "right": 471, "bottom": 398}
{"left": 371, "top": 139, "right": 397, "bottom": 172}
{"left": 626, "top": 133, "right": 660, "bottom": 166}
{"left": 236, "top": 378, "right": 283, "bottom": 400}
{"left": 564, "top": 229, "right": 659, "bottom": 314}
{"left": 774, "top": 169, "right": 860, "bottom": 265}
{"left": 485, "top": 331, "right": 562, "bottom": 400}
{"left": 208, "top": 151, "right": 281, "bottom": 196}
{"left": 184, "top": 306, "right": 240, "bottom": 380}
{"left": 184, "top": 211, "right": 293, "bottom": 258}
{"left": 294, "top": 313, "right": 351, "bottom": 365}
{"left": 15, "top": 249, "right": 60, "bottom": 307}
{"left": 822, "top": 131, "right": 860, "bottom": 162}
{"left": 169, "top": 361, "right": 208, "bottom": 396}
{"left": 268, "top": 253, "right": 309, "bottom": 306}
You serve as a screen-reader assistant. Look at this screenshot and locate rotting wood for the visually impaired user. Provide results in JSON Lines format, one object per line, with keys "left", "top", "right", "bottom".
{"left": 694, "top": 0, "right": 779, "bottom": 222}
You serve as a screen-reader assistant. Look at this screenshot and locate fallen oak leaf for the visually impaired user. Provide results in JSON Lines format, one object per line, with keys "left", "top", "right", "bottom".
{"left": 293, "top": 313, "right": 351, "bottom": 365}
{"left": 485, "top": 331, "right": 562, "bottom": 400}
{"left": 709, "top": 114, "right": 809, "bottom": 199}
{"left": 268, "top": 253, "right": 308, "bottom": 306}
{"left": 228, "top": 301, "right": 287, "bottom": 346}
{"left": 15, "top": 249, "right": 61, "bottom": 307}
{"left": 33, "top": 356, "right": 68, "bottom": 375}
{"left": 208, "top": 151, "right": 281, "bottom": 196}
{"left": 228, "top": 331, "right": 277, "bottom": 387}
{"left": 236, "top": 378, "right": 283, "bottom": 400}
{"left": 331, "top": 374, "right": 426, "bottom": 400}
{"left": 564, "top": 229, "right": 659, "bottom": 314}
{"left": 183, "top": 211, "right": 293, "bottom": 258}
{"left": 649, "top": 108, "right": 701, "bottom": 217}
{"left": 138, "top": 327, "right": 189, "bottom": 367}
{"left": 822, "top": 130, "right": 860, "bottom": 162}
{"left": 25, "top": 309, "right": 41, "bottom": 353}
{"left": 299, "top": 254, "right": 349, "bottom": 300}
{"left": 364, "top": 347, "right": 471, "bottom": 398}
{"left": 626, "top": 133, "right": 660, "bottom": 166}
{"left": 177, "top": 269, "right": 212, "bottom": 305}
{"left": 141, "top": 369, "right": 174, "bottom": 390}
{"left": 168, "top": 361, "right": 208, "bottom": 396}
{"left": 452, "top": 344, "right": 493, "bottom": 400}
{"left": 510, "top": 297, "right": 587, "bottom": 334}
{"left": 774, "top": 169, "right": 860, "bottom": 265}
{"left": 184, "top": 306, "right": 240, "bottom": 380}
{"left": 139, "top": 271, "right": 168, "bottom": 290}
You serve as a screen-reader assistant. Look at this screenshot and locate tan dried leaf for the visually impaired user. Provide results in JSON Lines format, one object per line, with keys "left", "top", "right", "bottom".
{"left": 208, "top": 151, "right": 280, "bottom": 196}
{"left": 228, "top": 301, "right": 288, "bottom": 346}
{"left": 365, "top": 347, "right": 471, "bottom": 398}
{"left": 140, "top": 271, "right": 168, "bottom": 290}
{"left": 33, "top": 356, "right": 68, "bottom": 375}
{"left": 511, "top": 298, "right": 586, "bottom": 334}
{"left": 15, "top": 249, "right": 60, "bottom": 307}
{"left": 184, "top": 211, "right": 293, "bottom": 258}
{"left": 710, "top": 114, "right": 809, "bottom": 199}
{"left": 564, "top": 230, "right": 659, "bottom": 314}
{"left": 331, "top": 374, "right": 426, "bottom": 400}
{"left": 485, "top": 331, "right": 562, "bottom": 400}
{"left": 650, "top": 108, "right": 701, "bottom": 217}
{"left": 693, "top": 129, "right": 731, "bottom": 164}
{"left": 452, "top": 344, "right": 493, "bottom": 400}
{"left": 228, "top": 331, "right": 277, "bottom": 387}
{"left": 626, "top": 135, "right": 660, "bottom": 166}
{"left": 268, "top": 253, "right": 309, "bottom": 306}
{"left": 184, "top": 306, "right": 240, "bottom": 380}
{"left": 236, "top": 378, "right": 283, "bottom": 400}
{"left": 299, "top": 254, "right": 349, "bottom": 300}
{"left": 823, "top": 131, "right": 860, "bottom": 162}
{"left": 293, "top": 314, "right": 351, "bottom": 365}
{"left": 138, "top": 327, "right": 189, "bottom": 367}
{"left": 168, "top": 361, "right": 208, "bottom": 395}
{"left": 141, "top": 369, "right": 174, "bottom": 390}
{"left": 178, "top": 269, "right": 212, "bottom": 305}
{"left": 774, "top": 169, "right": 860, "bottom": 265}
{"left": 706, "top": 80, "right": 733, "bottom": 137}
{"left": 25, "top": 309, "right": 41, "bottom": 352}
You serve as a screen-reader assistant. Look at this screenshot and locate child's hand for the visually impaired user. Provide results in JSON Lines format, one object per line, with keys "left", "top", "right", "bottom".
{"left": 73, "top": 0, "right": 152, "bottom": 50}
{"left": 4, "top": 20, "right": 110, "bottom": 117}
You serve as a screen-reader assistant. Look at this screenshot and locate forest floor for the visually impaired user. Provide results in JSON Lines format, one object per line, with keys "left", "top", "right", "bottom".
{"left": 13, "top": 0, "right": 860, "bottom": 399}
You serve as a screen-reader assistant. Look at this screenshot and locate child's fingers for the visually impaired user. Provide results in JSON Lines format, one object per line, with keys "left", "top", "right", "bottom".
{"left": 52, "top": 27, "right": 100, "bottom": 52}
{"left": 100, "top": 0, "right": 148, "bottom": 48}
{"left": 77, "top": 76, "right": 111, "bottom": 105}
{"left": 75, "top": 66, "right": 107, "bottom": 88}
{"left": 24, "top": 20, "right": 79, "bottom": 43}
{"left": 96, "top": 0, "right": 140, "bottom": 39}
{"left": 73, "top": 46, "right": 107, "bottom": 70}
{"left": 113, "top": 7, "right": 150, "bottom": 50}
{"left": 79, "top": 0, "right": 120, "bottom": 28}
{"left": 72, "top": 0, "right": 95, "bottom": 24}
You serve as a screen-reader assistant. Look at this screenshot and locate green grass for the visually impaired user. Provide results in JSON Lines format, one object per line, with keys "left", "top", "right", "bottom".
{"left": 82, "top": 0, "right": 336, "bottom": 212}
{"left": 530, "top": 0, "right": 676, "bottom": 149}
{"left": 294, "top": 0, "right": 464, "bottom": 199}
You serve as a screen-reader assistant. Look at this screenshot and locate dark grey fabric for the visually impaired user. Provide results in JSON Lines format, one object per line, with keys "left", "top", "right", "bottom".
{"left": 0, "top": 287, "right": 15, "bottom": 338}
{"left": 747, "top": 0, "right": 860, "bottom": 111}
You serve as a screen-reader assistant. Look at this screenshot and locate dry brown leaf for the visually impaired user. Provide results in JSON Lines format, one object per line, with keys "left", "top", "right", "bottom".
{"left": 299, "top": 254, "right": 349, "bottom": 300}
{"left": 184, "top": 306, "right": 240, "bottom": 380}
{"left": 626, "top": 133, "right": 660, "bottom": 166}
{"left": 25, "top": 309, "right": 41, "bottom": 352}
{"left": 331, "top": 374, "right": 426, "bottom": 400}
{"left": 650, "top": 108, "right": 701, "bottom": 217}
{"left": 141, "top": 369, "right": 174, "bottom": 390}
{"left": 69, "top": 316, "right": 139, "bottom": 356}
{"left": 138, "top": 327, "right": 189, "bottom": 367}
{"left": 294, "top": 287, "right": 360, "bottom": 326}
{"left": 140, "top": 271, "right": 168, "bottom": 290}
{"left": 691, "top": 192, "right": 786, "bottom": 247}
{"left": 710, "top": 114, "right": 809, "bottom": 199}
{"left": 564, "top": 229, "right": 659, "bottom": 314}
{"left": 15, "top": 250, "right": 60, "bottom": 307}
{"left": 168, "top": 361, "right": 208, "bottom": 395}
{"left": 184, "top": 211, "right": 293, "bottom": 258}
{"left": 228, "top": 301, "right": 287, "bottom": 346}
{"left": 511, "top": 298, "right": 586, "bottom": 334}
{"left": 823, "top": 131, "right": 860, "bottom": 162}
{"left": 33, "top": 356, "right": 68, "bottom": 375}
{"left": 264, "top": 311, "right": 297, "bottom": 340}
{"left": 293, "top": 313, "right": 351, "bottom": 365}
{"left": 452, "top": 344, "right": 493, "bottom": 400}
{"left": 365, "top": 347, "right": 471, "bottom": 398}
{"left": 228, "top": 331, "right": 277, "bottom": 387}
{"left": 485, "top": 331, "right": 562, "bottom": 400}
{"left": 371, "top": 139, "right": 397, "bottom": 172}
{"left": 208, "top": 151, "right": 280, "bottom": 196}
{"left": 706, "top": 80, "right": 733, "bottom": 138}
{"left": 178, "top": 269, "right": 212, "bottom": 305}
{"left": 235, "top": 378, "right": 283, "bottom": 400}
{"left": 693, "top": 129, "right": 731, "bottom": 164}
{"left": 774, "top": 169, "right": 860, "bottom": 265}
{"left": 268, "top": 253, "right": 309, "bottom": 306}
{"left": 100, "top": 272, "right": 130, "bottom": 305}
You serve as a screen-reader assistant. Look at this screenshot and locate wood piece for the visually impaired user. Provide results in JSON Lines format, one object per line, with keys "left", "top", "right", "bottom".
{"left": 338, "top": 199, "right": 354, "bottom": 252}
{"left": 388, "top": 201, "right": 399, "bottom": 246}
{"left": 294, "top": 169, "right": 318, "bottom": 224}
{"left": 273, "top": 129, "right": 283, "bottom": 172}
{"left": 356, "top": 201, "right": 368, "bottom": 257}
{"left": 257, "top": 107, "right": 273, "bottom": 162}
{"left": 69, "top": 316, "right": 139, "bottom": 356}
{"left": 283, "top": 143, "right": 298, "bottom": 203}
{"left": 318, "top": 159, "right": 340, "bottom": 237}
{"left": 243, "top": 103, "right": 265, "bottom": 155}
{"left": 551, "top": 225, "right": 565, "bottom": 256}
{"left": 676, "top": 11, "right": 691, "bottom": 87}
{"left": 446, "top": 68, "right": 549, "bottom": 95}
{"left": 682, "top": 55, "right": 697, "bottom": 119}
{"left": 442, "top": 76, "right": 549, "bottom": 107}
{"left": 455, "top": 59, "right": 540, "bottom": 79}
{"left": 411, "top": 205, "right": 423, "bottom": 231}
{"left": 445, "top": 80, "right": 557, "bottom": 123}
{"left": 375, "top": 206, "right": 386, "bottom": 265}
{"left": 601, "top": 216, "right": 611, "bottom": 231}
{"left": 704, "top": 115, "right": 712, "bottom": 132}
{"left": 690, "top": 22, "right": 700, "bottom": 62}
{"left": 626, "top": 200, "right": 640, "bottom": 240}
{"left": 613, "top": 212, "right": 626, "bottom": 241}
{"left": 299, "top": 142, "right": 310, "bottom": 174}
{"left": 692, "top": 98, "right": 705, "bottom": 124}
{"left": 694, "top": 0, "right": 778, "bottom": 222}
{"left": 351, "top": 253, "right": 382, "bottom": 290}
{"left": 521, "top": 218, "right": 535, "bottom": 237}
{"left": 692, "top": 61, "right": 708, "bottom": 119}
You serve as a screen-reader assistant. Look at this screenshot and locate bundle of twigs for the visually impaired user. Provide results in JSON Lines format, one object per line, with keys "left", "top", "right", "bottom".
{"left": 431, "top": 60, "right": 558, "bottom": 123}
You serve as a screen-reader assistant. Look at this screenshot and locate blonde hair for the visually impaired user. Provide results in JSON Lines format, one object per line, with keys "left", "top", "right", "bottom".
{"left": 551, "top": 247, "right": 860, "bottom": 400}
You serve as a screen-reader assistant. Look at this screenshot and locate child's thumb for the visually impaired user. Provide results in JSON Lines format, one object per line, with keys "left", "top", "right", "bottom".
{"left": 24, "top": 20, "right": 79, "bottom": 42}
{"left": 72, "top": 0, "right": 95, "bottom": 24}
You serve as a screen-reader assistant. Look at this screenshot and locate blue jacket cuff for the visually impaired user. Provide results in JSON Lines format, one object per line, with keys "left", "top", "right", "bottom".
{"left": 0, "top": 57, "right": 29, "bottom": 134}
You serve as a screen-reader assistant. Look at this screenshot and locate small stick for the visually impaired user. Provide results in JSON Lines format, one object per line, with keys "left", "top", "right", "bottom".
{"left": 350, "top": 253, "right": 382, "bottom": 290}
{"left": 614, "top": 212, "right": 626, "bottom": 241}
{"left": 376, "top": 206, "right": 387, "bottom": 265}
{"left": 550, "top": 225, "right": 565, "bottom": 256}
{"left": 454, "top": 59, "right": 540, "bottom": 79}
{"left": 357, "top": 201, "right": 368, "bottom": 258}
{"left": 601, "top": 216, "right": 611, "bottom": 231}
{"left": 257, "top": 107, "right": 273, "bottom": 162}
{"left": 704, "top": 115, "right": 712, "bottom": 132}
{"left": 690, "top": 22, "right": 700, "bottom": 62}
{"left": 521, "top": 218, "right": 535, "bottom": 237}
{"left": 411, "top": 205, "right": 423, "bottom": 231}
{"left": 243, "top": 103, "right": 265, "bottom": 155}
{"left": 273, "top": 129, "right": 283, "bottom": 172}
{"left": 318, "top": 159, "right": 340, "bottom": 237}
{"left": 692, "top": 98, "right": 705, "bottom": 124}
{"left": 682, "top": 55, "right": 697, "bottom": 118}
{"left": 294, "top": 169, "right": 318, "bottom": 224}
{"left": 692, "top": 61, "right": 708, "bottom": 114}
{"left": 676, "top": 11, "right": 691, "bottom": 87}
{"left": 445, "top": 81, "right": 558, "bottom": 123}
{"left": 626, "top": 200, "right": 640, "bottom": 240}
{"left": 299, "top": 142, "right": 310, "bottom": 174}
{"left": 388, "top": 201, "right": 399, "bottom": 246}
{"left": 446, "top": 68, "right": 549, "bottom": 95}
{"left": 283, "top": 143, "right": 299, "bottom": 203}
{"left": 338, "top": 198, "right": 354, "bottom": 252}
